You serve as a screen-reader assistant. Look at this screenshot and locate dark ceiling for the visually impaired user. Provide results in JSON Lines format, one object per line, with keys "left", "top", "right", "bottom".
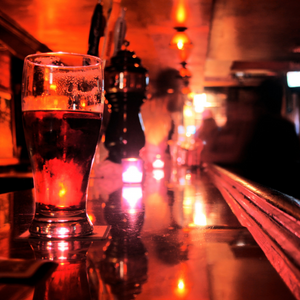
{"left": 2, "top": 0, "right": 300, "bottom": 92}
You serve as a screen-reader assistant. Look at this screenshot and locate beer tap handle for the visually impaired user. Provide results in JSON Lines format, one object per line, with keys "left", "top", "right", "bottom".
{"left": 113, "top": 8, "right": 127, "bottom": 56}
{"left": 87, "top": 0, "right": 106, "bottom": 57}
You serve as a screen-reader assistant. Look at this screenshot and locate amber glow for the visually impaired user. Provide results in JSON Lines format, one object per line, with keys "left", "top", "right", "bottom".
{"left": 175, "top": 278, "right": 188, "bottom": 296}
{"left": 179, "top": 66, "right": 192, "bottom": 78}
{"left": 50, "top": 83, "right": 57, "bottom": 90}
{"left": 177, "top": 5, "right": 186, "bottom": 23}
{"left": 170, "top": 32, "right": 192, "bottom": 51}
{"left": 128, "top": 158, "right": 138, "bottom": 161}
{"left": 193, "top": 202, "right": 207, "bottom": 226}
{"left": 58, "top": 183, "right": 66, "bottom": 200}
{"left": 88, "top": 213, "right": 95, "bottom": 224}
{"left": 174, "top": 0, "right": 187, "bottom": 24}
{"left": 35, "top": 158, "right": 83, "bottom": 207}
{"left": 183, "top": 105, "right": 193, "bottom": 118}
{"left": 193, "top": 93, "right": 207, "bottom": 113}
{"left": 178, "top": 40, "right": 184, "bottom": 50}
{"left": 182, "top": 86, "right": 192, "bottom": 95}
{"left": 178, "top": 279, "right": 185, "bottom": 290}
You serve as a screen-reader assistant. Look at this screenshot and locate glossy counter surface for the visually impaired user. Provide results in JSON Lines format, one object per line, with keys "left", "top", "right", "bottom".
{"left": 0, "top": 167, "right": 296, "bottom": 300}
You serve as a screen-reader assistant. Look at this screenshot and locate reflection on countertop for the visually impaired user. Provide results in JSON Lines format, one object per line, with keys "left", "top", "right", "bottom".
{"left": 0, "top": 164, "right": 296, "bottom": 300}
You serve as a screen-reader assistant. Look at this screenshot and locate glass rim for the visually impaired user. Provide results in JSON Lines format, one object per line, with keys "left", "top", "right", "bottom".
{"left": 24, "top": 51, "right": 103, "bottom": 69}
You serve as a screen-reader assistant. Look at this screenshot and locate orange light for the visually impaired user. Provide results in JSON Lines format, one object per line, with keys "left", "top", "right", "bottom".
{"left": 50, "top": 84, "right": 57, "bottom": 91}
{"left": 173, "top": 0, "right": 187, "bottom": 24}
{"left": 88, "top": 213, "right": 95, "bottom": 224}
{"left": 178, "top": 279, "right": 185, "bottom": 290}
{"left": 179, "top": 66, "right": 192, "bottom": 78}
{"left": 175, "top": 278, "right": 188, "bottom": 296}
{"left": 170, "top": 31, "right": 192, "bottom": 51}
{"left": 58, "top": 183, "right": 66, "bottom": 199}
{"left": 177, "top": 4, "right": 186, "bottom": 23}
{"left": 182, "top": 86, "right": 192, "bottom": 95}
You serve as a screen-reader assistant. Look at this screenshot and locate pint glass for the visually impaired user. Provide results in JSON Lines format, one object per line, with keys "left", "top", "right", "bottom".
{"left": 22, "top": 52, "right": 104, "bottom": 238}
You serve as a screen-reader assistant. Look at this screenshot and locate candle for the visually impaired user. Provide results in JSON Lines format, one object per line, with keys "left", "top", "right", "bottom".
{"left": 122, "top": 158, "right": 143, "bottom": 183}
{"left": 152, "top": 154, "right": 164, "bottom": 168}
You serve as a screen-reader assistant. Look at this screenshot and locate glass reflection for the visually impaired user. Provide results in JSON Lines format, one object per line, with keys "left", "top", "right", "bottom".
{"left": 30, "top": 239, "right": 92, "bottom": 300}
{"left": 152, "top": 186, "right": 190, "bottom": 266}
{"left": 99, "top": 185, "right": 148, "bottom": 300}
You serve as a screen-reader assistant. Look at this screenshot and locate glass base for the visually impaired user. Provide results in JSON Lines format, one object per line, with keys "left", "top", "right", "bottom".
{"left": 29, "top": 213, "right": 93, "bottom": 238}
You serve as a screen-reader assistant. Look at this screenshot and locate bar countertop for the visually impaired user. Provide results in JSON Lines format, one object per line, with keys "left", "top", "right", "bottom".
{"left": 0, "top": 165, "right": 297, "bottom": 300}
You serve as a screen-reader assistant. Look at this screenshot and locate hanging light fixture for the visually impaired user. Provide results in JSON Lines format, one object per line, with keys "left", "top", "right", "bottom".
{"left": 178, "top": 61, "right": 192, "bottom": 95}
{"left": 169, "top": 27, "right": 192, "bottom": 50}
{"left": 179, "top": 61, "right": 192, "bottom": 78}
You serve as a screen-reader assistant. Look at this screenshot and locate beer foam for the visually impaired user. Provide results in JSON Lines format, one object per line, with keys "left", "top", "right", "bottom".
{"left": 22, "top": 95, "right": 104, "bottom": 112}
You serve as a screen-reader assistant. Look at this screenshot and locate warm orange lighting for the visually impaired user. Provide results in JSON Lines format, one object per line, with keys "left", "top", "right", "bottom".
{"left": 179, "top": 65, "right": 192, "bottom": 78}
{"left": 178, "top": 279, "right": 185, "bottom": 290}
{"left": 193, "top": 93, "right": 207, "bottom": 113}
{"left": 173, "top": 0, "right": 187, "bottom": 24}
{"left": 183, "top": 105, "right": 193, "bottom": 118}
{"left": 35, "top": 158, "right": 84, "bottom": 208}
{"left": 88, "top": 213, "right": 95, "bottom": 224}
{"left": 175, "top": 278, "right": 188, "bottom": 296}
{"left": 58, "top": 183, "right": 66, "bottom": 199}
{"left": 50, "top": 84, "right": 57, "bottom": 90}
{"left": 177, "top": 4, "right": 186, "bottom": 23}
{"left": 122, "top": 186, "right": 143, "bottom": 207}
{"left": 170, "top": 30, "right": 192, "bottom": 51}
{"left": 181, "top": 86, "right": 192, "bottom": 95}
{"left": 193, "top": 202, "right": 207, "bottom": 226}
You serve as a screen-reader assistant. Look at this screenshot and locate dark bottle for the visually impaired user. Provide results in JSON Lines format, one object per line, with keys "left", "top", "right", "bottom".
{"left": 104, "top": 43, "right": 148, "bottom": 163}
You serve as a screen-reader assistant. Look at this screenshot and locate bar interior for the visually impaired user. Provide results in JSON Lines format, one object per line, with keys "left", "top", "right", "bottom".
{"left": 1, "top": 0, "right": 300, "bottom": 299}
